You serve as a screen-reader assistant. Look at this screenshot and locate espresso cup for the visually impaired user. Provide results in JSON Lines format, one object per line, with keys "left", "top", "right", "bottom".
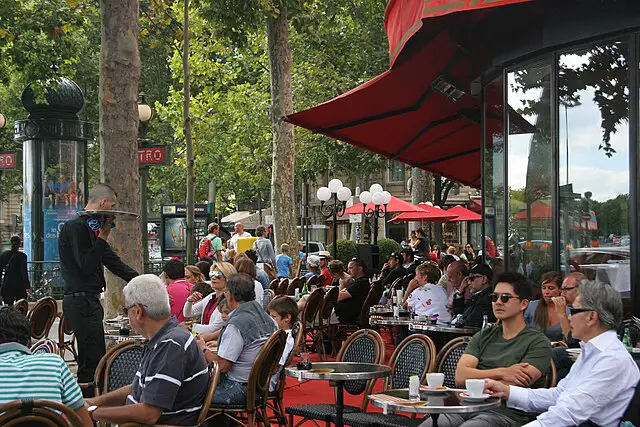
{"left": 426, "top": 373, "right": 445, "bottom": 388}
{"left": 465, "top": 379, "right": 485, "bottom": 396}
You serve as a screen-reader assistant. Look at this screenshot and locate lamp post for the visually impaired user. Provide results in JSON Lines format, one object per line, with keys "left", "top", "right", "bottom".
{"left": 138, "top": 93, "right": 153, "bottom": 264}
{"left": 317, "top": 179, "right": 352, "bottom": 260}
{"left": 359, "top": 184, "right": 391, "bottom": 271}
{"left": 0, "top": 113, "right": 6, "bottom": 130}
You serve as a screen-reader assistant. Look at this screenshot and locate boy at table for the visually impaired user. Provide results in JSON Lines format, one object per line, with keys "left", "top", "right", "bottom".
{"left": 420, "top": 272, "right": 551, "bottom": 427}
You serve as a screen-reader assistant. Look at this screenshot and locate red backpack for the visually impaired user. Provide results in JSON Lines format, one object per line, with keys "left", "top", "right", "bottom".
{"left": 198, "top": 236, "right": 214, "bottom": 259}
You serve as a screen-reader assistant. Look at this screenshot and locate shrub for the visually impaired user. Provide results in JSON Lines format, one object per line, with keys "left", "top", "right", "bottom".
{"left": 377, "top": 238, "right": 401, "bottom": 265}
{"left": 326, "top": 239, "right": 359, "bottom": 265}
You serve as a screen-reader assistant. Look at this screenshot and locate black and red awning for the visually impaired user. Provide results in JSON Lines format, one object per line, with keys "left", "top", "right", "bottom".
{"left": 287, "top": 0, "right": 531, "bottom": 187}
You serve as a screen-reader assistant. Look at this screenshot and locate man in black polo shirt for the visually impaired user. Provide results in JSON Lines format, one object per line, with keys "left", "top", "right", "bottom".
{"left": 86, "top": 274, "right": 208, "bottom": 426}
{"left": 335, "top": 258, "right": 371, "bottom": 324}
{"left": 58, "top": 183, "right": 138, "bottom": 391}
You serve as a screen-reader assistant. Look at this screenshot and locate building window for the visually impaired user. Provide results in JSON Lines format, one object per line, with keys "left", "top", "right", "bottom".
{"left": 559, "top": 40, "right": 630, "bottom": 294}
{"left": 388, "top": 160, "right": 405, "bottom": 183}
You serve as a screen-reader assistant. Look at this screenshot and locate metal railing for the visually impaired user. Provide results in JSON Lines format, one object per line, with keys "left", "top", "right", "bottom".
{"left": 27, "top": 261, "right": 63, "bottom": 301}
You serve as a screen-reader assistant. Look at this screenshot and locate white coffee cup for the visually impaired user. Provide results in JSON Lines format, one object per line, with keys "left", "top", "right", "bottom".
{"left": 465, "top": 379, "right": 485, "bottom": 397}
{"left": 426, "top": 373, "right": 445, "bottom": 388}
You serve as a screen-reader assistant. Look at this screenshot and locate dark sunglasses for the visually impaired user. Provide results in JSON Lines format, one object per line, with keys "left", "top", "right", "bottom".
{"left": 210, "top": 271, "right": 225, "bottom": 279}
{"left": 469, "top": 275, "right": 484, "bottom": 280}
{"left": 490, "top": 293, "right": 523, "bottom": 303}
{"left": 569, "top": 307, "right": 594, "bottom": 316}
{"left": 560, "top": 286, "right": 577, "bottom": 293}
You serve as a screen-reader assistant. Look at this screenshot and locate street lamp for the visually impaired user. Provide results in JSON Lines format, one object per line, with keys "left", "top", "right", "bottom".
{"left": 317, "top": 179, "right": 352, "bottom": 260}
{"left": 0, "top": 113, "right": 6, "bottom": 130}
{"left": 360, "top": 184, "right": 391, "bottom": 271}
{"left": 138, "top": 93, "right": 153, "bottom": 264}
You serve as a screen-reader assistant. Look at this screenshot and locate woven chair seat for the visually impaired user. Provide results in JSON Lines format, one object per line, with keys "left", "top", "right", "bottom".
{"left": 285, "top": 404, "right": 361, "bottom": 421}
{"left": 338, "top": 412, "right": 425, "bottom": 427}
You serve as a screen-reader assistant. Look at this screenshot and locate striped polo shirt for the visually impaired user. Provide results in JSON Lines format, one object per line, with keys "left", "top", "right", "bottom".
{"left": 0, "top": 342, "right": 84, "bottom": 409}
{"left": 128, "top": 317, "right": 208, "bottom": 425}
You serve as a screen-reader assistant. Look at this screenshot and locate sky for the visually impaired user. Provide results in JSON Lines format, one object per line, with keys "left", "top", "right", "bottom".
{"left": 505, "top": 49, "right": 630, "bottom": 203}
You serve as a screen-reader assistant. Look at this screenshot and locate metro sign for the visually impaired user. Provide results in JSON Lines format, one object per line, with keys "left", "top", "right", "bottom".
{"left": 0, "top": 152, "right": 16, "bottom": 170}
{"left": 138, "top": 145, "right": 170, "bottom": 167}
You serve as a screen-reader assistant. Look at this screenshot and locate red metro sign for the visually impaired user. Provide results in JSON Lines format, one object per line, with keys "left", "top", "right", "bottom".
{"left": 138, "top": 145, "right": 170, "bottom": 166}
{"left": 0, "top": 152, "right": 16, "bottom": 170}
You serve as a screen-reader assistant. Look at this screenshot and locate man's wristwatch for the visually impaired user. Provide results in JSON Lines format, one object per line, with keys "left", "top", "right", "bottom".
{"left": 87, "top": 405, "right": 98, "bottom": 421}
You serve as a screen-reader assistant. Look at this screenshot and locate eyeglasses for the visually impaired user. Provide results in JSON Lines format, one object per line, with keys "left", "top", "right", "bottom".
{"left": 119, "top": 303, "right": 147, "bottom": 316}
{"left": 210, "top": 271, "right": 225, "bottom": 279}
{"left": 569, "top": 307, "right": 594, "bottom": 316}
{"left": 490, "top": 293, "right": 523, "bottom": 303}
{"left": 560, "top": 286, "right": 577, "bottom": 293}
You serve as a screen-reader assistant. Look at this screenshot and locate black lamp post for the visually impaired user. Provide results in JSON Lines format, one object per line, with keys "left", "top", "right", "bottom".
{"left": 359, "top": 184, "right": 391, "bottom": 270}
{"left": 138, "top": 93, "right": 153, "bottom": 263}
{"left": 317, "top": 179, "right": 352, "bottom": 260}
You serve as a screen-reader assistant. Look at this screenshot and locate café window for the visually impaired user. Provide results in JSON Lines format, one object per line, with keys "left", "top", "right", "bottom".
{"left": 388, "top": 160, "right": 405, "bottom": 183}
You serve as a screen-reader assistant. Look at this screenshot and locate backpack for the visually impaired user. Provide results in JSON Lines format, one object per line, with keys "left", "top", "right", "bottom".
{"left": 198, "top": 235, "right": 219, "bottom": 260}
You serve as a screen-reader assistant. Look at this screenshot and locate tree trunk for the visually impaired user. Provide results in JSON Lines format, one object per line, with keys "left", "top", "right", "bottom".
{"left": 183, "top": 0, "right": 195, "bottom": 264}
{"left": 99, "top": 0, "right": 142, "bottom": 318}
{"left": 266, "top": 6, "right": 298, "bottom": 264}
{"left": 411, "top": 167, "right": 433, "bottom": 239}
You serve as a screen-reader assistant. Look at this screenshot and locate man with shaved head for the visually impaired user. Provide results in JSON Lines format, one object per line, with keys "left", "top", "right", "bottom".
{"left": 59, "top": 183, "right": 139, "bottom": 394}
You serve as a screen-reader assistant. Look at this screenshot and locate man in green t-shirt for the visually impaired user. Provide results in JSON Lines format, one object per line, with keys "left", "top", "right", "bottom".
{"left": 421, "top": 272, "right": 551, "bottom": 427}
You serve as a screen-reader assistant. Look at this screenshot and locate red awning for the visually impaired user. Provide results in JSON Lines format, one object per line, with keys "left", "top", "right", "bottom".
{"left": 446, "top": 205, "right": 482, "bottom": 222}
{"left": 287, "top": 0, "right": 532, "bottom": 188}
{"left": 513, "top": 203, "right": 552, "bottom": 220}
{"left": 385, "top": 0, "right": 531, "bottom": 66}
{"left": 343, "top": 196, "right": 427, "bottom": 215}
{"left": 390, "top": 204, "right": 459, "bottom": 222}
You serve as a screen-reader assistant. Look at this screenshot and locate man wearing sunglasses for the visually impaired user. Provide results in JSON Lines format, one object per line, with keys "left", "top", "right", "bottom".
{"left": 424, "top": 272, "right": 551, "bottom": 427}
{"left": 484, "top": 280, "right": 639, "bottom": 427}
{"left": 451, "top": 263, "right": 496, "bottom": 328}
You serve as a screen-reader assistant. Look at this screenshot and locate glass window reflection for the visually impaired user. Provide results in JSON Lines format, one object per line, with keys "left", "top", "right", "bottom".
{"left": 507, "top": 62, "right": 553, "bottom": 285}
{"left": 558, "top": 40, "right": 630, "bottom": 295}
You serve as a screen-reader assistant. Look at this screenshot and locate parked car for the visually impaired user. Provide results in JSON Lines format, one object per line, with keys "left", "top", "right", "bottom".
{"left": 300, "top": 241, "right": 325, "bottom": 257}
{"left": 567, "top": 246, "right": 630, "bottom": 294}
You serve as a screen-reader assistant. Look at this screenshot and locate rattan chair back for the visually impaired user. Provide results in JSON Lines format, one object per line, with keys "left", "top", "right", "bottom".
{"left": 435, "top": 336, "right": 470, "bottom": 388}
{"left": 28, "top": 297, "right": 57, "bottom": 340}
{"left": 13, "top": 299, "right": 28, "bottom": 316}
{"left": 388, "top": 334, "right": 436, "bottom": 390}
{"left": 276, "top": 279, "right": 289, "bottom": 296}
{"left": 318, "top": 286, "right": 339, "bottom": 327}
{"left": 103, "top": 340, "right": 145, "bottom": 395}
{"left": 358, "top": 281, "right": 383, "bottom": 328}
{"left": 269, "top": 279, "right": 280, "bottom": 291}
{"left": 29, "top": 339, "right": 58, "bottom": 355}
{"left": 57, "top": 313, "right": 77, "bottom": 361}
{"left": 0, "top": 399, "right": 83, "bottom": 427}
{"left": 245, "top": 330, "right": 287, "bottom": 412}
{"left": 196, "top": 361, "right": 222, "bottom": 425}
{"left": 337, "top": 329, "right": 385, "bottom": 406}
{"left": 545, "top": 358, "right": 558, "bottom": 388}
{"left": 302, "top": 289, "right": 324, "bottom": 326}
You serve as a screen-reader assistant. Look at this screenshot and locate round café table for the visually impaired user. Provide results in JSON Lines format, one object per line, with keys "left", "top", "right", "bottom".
{"left": 285, "top": 362, "right": 391, "bottom": 427}
{"left": 409, "top": 322, "right": 479, "bottom": 335}
{"left": 368, "top": 389, "right": 500, "bottom": 427}
{"left": 370, "top": 317, "right": 413, "bottom": 327}
{"left": 370, "top": 306, "right": 409, "bottom": 316}
{"left": 104, "top": 333, "right": 146, "bottom": 344}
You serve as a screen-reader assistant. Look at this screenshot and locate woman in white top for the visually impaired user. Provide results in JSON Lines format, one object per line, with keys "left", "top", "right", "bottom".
{"left": 183, "top": 262, "right": 237, "bottom": 338}
{"left": 403, "top": 261, "right": 451, "bottom": 323}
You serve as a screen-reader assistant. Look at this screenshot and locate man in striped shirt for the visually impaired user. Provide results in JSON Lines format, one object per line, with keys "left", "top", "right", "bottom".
{"left": 86, "top": 274, "right": 208, "bottom": 426}
{"left": 0, "top": 306, "right": 93, "bottom": 426}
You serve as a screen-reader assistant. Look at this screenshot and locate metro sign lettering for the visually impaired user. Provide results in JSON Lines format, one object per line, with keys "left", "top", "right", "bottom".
{"left": 0, "top": 152, "right": 16, "bottom": 170}
{"left": 138, "top": 145, "right": 169, "bottom": 166}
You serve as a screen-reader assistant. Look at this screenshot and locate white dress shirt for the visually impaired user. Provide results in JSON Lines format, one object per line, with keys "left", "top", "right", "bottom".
{"left": 508, "top": 329, "right": 639, "bottom": 427}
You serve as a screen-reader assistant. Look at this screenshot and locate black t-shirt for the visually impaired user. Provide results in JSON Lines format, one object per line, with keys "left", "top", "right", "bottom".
{"left": 335, "top": 277, "right": 371, "bottom": 324}
{"left": 416, "top": 237, "right": 428, "bottom": 254}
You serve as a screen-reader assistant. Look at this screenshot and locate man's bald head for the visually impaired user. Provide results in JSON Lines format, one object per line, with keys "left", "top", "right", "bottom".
{"left": 561, "top": 272, "right": 587, "bottom": 304}
{"left": 563, "top": 272, "right": 587, "bottom": 288}
{"left": 447, "top": 261, "right": 469, "bottom": 288}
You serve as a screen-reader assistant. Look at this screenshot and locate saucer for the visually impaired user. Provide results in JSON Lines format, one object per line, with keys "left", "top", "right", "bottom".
{"left": 459, "top": 392, "right": 490, "bottom": 402}
{"left": 420, "top": 385, "right": 448, "bottom": 393}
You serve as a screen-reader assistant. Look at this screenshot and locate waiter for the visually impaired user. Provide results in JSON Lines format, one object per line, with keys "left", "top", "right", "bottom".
{"left": 58, "top": 183, "right": 138, "bottom": 394}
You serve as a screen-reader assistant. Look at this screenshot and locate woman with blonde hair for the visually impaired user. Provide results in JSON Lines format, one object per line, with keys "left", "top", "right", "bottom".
{"left": 183, "top": 261, "right": 236, "bottom": 340}
{"left": 185, "top": 265, "right": 210, "bottom": 297}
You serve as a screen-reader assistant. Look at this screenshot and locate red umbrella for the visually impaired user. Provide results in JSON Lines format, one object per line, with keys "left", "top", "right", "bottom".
{"left": 446, "top": 205, "right": 482, "bottom": 222}
{"left": 343, "top": 196, "right": 428, "bottom": 215}
{"left": 513, "top": 203, "right": 552, "bottom": 220}
{"left": 389, "top": 204, "right": 458, "bottom": 222}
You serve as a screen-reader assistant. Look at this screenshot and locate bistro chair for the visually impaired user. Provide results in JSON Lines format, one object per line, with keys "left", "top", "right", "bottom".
{"left": 306, "top": 275, "right": 318, "bottom": 290}
{"left": 544, "top": 358, "right": 558, "bottom": 388}
{"left": 268, "top": 321, "right": 305, "bottom": 426}
{"left": 277, "top": 279, "right": 289, "bottom": 296}
{"left": 315, "top": 285, "right": 339, "bottom": 357}
{"left": 57, "top": 313, "right": 78, "bottom": 362}
{"left": 286, "top": 329, "right": 385, "bottom": 427}
{"left": 435, "top": 336, "right": 470, "bottom": 389}
{"left": 0, "top": 399, "right": 82, "bottom": 427}
{"left": 286, "top": 280, "right": 298, "bottom": 296}
{"left": 208, "top": 330, "right": 286, "bottom": 427}
{"left": 13, "top": 299, "right": 29, "bottom": 316}
{"left": 270, "top": 279, "right": 280, "bottom": 291}
{"left": 300, "top": 289, "right": 325, "bottom": 352}
{"left": 29, "top": 339, "right": 58, "bottom": 355}
{"left": 338, "top": 335, "right": 437, "bottom": 427}
{"left": 28, "top": 296, "right": 57, "bottom": 340}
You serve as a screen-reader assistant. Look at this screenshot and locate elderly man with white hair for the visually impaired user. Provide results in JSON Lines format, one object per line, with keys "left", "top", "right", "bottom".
{"left": 484, "top": 280, "right": 639, "bottom": 427}
{"left": 85, "top": 274, "right": 208, "bottom": 426}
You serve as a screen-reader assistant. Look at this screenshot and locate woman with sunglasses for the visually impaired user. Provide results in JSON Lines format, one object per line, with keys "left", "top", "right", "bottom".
{"left": 464, "top": 243, "right": 475, "bottom": 261}
{"left": 183, "top": 262, "right": 236, "bottom": 340}
{"left": 524, "top": 271, "right": 568, "bottom": 341}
